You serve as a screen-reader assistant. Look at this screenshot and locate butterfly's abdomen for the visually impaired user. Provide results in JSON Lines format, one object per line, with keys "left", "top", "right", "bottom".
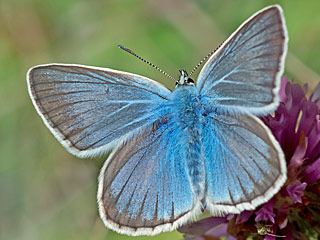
{"left": 169, "top": 86, "right": 205, "bottom": 198}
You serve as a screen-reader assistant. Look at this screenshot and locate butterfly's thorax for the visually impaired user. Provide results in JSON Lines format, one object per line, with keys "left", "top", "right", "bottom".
{"left": 169, "top": 85, "right": 206, "bottom": 197}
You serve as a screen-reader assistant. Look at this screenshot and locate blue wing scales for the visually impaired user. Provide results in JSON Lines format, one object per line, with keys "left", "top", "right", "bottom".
{"left": 202, "top": 113, "right": 286, "bottom": 214}
{"left": 98, "top": 118, "right": 201, "bottom": 235}
{"left": 27, "top": 64, "right": 171, "bottom": 157}
{"left": 197, "top": 5, "right": 288, "bottom": 115}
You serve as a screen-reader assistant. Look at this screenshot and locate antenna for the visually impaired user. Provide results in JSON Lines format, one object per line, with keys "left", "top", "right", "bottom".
{"left": 118, "top": 45, "right": 176, "bottom": 82}
{"left": 189, "top": 44, "right": 221, "bottom": 77}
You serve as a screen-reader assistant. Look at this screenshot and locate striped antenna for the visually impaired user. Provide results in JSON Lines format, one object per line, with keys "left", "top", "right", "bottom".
{"left": 118, "top": 45, "right": 177, "bottom": 82}
{"left": 189, "top": 44, "right": 222, "bottom": 77}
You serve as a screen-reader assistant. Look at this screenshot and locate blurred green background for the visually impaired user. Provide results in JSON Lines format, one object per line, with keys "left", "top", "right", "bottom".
{"left": 1, "top": 0, "right": 319, "bottom": 239}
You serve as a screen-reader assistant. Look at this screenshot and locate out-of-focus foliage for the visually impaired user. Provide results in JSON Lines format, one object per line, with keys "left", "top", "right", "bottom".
{"left": 0, "top": 0, "right": 319, "bottom": 239}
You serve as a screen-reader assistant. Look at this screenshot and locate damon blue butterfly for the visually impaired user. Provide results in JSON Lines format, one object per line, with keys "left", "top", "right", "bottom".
{"left": 27, "top": 5, "right": 288, "bottom": 236}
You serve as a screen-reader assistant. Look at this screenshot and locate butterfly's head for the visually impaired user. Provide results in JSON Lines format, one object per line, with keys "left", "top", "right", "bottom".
{"left": 176, "top": 70, "right": 194, "bottom": 87}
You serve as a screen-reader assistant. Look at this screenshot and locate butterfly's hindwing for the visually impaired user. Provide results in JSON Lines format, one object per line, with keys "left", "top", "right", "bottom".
{"left": 98, "top": 117, "right": 201, "bottom": 236}
{"left": 202, "top": 113, "right": 286, "bottom": 214}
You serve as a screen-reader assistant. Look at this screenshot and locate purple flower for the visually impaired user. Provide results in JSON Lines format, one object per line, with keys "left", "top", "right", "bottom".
{"left": 205, "top": 223, "right": 229, "bottom": 238}
{"left": 263, "top": 80, "right": 320, "bottom": 167}
{"left": 287, "top": 133, "right": 307, "bottom": 178}
{"left": 255, "top": 199, "right": 276, "bottom": 223}
{"left": 279, "top": 218, "right": 288, "bottom": 229}
{"left": 286, "top": 180, "right": 307, "bottom": 203}
{"left": 236, "top": 211, "right": 253, "bottom": 224}
{"left": 279, "top": 76, "right": 288, "bottom": 101}
{"left": 263, "top": 79, "right": 320, "bottom": 183}
{"left": 303, "top": 157, "right": 320, "bottom": 184}
{"left": 178, "top": 216, "right": 228, "bottom": 239}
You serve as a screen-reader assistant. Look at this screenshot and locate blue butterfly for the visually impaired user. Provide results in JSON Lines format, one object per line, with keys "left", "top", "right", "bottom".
{"left": 27, "top": 5, "right": 288, "bottom": 236}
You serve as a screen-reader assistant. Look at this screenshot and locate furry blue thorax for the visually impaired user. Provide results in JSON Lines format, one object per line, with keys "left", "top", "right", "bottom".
{"left": 169, "top": 85, "right": 206, "bottom": 197}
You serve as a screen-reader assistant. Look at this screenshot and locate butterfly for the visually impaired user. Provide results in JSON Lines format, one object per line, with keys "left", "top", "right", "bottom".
{"left": 27, "top": 5, "right": 288, "bottom": 236}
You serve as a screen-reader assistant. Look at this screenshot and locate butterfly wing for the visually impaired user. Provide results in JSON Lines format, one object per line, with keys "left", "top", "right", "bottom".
{"left": 197, "top": 5, "right": 288, "bottom": 115}
{"left": 98, "top": 118, "right": 201, "bottom": 236}
{"left": 27, "top": 64, "right": 170, "bottom": 157}
{"left": 202, "top": 113, "right": 286, "bottom": 214}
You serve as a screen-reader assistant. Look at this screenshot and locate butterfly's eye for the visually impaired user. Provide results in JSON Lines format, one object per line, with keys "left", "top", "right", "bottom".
{"left": 176, "top": 70, "right": 194, "bottom": 86}
{"left": 186, "top": 78, "right": 194, "bottom": 84}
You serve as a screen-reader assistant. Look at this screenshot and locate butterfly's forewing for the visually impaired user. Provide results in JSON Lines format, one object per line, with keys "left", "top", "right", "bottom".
{"left": 27, "top": 64, "right": 170, "bottom": 157}
{"left": 98, "top": 118, "right": 201, "bottom": 236}
{"left": 203, "top": 113, "right": 286, "bottom": 214}
{"left": 197, "top": 5, "right": 288, "bottom": 115}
